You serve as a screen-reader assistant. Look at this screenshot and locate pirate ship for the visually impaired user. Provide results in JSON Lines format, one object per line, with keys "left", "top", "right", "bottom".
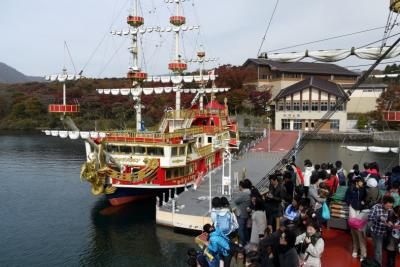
{"left": 43, "top": 0, "right": 239, "bottom": 206}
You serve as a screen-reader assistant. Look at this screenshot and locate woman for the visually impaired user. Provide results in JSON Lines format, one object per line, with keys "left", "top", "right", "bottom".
{"left": 278, "top": 229, "right": 299, "bottom": 267}
{"left": 345, "top": 176, "right": 367, "bottom": 261}
{"left": 296, "top": 221, "right": 324, "bottom": 267}
{"left": 284, "top": 197, "right": 301, "bottom": 222}
{"left": 230, "top": 247, "right": 246, "bottom": 267}
{"left": 250, "top": 199, "right": 267, "bottom": 246}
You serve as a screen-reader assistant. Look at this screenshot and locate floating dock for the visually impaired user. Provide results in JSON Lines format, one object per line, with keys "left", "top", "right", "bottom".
{"left": 155, "top": 130, "right": 300, "bottom": 231}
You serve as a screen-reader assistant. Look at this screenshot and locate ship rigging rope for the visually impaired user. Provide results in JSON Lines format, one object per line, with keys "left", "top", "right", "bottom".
{"left": 257, "top": 0, "right": 280, "bottom": 56}
{"left": 255, "top": 36, "right": 400, "bottom": 191}
{"left": 382, "top": 10, "right": 399, "bottom": 49}
{"left": 64, "top": 41, "right": 77, "bottom": 74}
{"left": 97, "top": 38, "right": 129, "bottom": 78}
{"left": 267, "top": 24, "right": 399, "bottom": 53}
{"left": 80, "top": 0, "right": 130, "bottom": 76}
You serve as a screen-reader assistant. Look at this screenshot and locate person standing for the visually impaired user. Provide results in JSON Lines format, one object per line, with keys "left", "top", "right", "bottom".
{"left": 386, "top": 206, "right": 400, "bottom": 267}
{"left": 265, "top": 174, "right": 285, "bottom": 231}
{"left": 250, "top": 199, "right": 267, "bottom": 246}
{"left": 303, "top": 160, "right": 314, "bottom": 196}
{"left": 278, "top": 229, "right": 299, "bottom": 267}
{"left": 345, "top": 177, "right": 367, "bottom": 261}
{"left": 324, "top": 168, "right": 339, "bottom": 196}
{"left": 368, "top": 195, "right": 395, "bottom": 266}
{"left": 202, "top": 224, "right": 232, "bottom": 267}
{"left": 233, "top": 181, "right": 251, "bottom": 246}
{"left": 295, "top": 221, "right": 325, "bottom": 267}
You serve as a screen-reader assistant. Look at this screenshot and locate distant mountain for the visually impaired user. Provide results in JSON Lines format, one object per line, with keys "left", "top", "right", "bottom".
{"left": 0, "top": 62, "right": 44, "bottom": 84}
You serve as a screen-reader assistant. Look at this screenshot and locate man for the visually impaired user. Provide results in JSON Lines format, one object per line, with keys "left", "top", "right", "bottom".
{"left": 233, "top": 181, "right": 251, "bottom": 246}
{"left": 201, "top": 224, "right": 231, "bottom": 267}
{"left": 265, "top": 174, "right": 286, "bottom": 231}
{"left": 368, "top": 195, "right": 395, "bottom": 266}
{"left": 303, "top": 159, "right": 314, "bottom": 196}
{"left": 335, "top": 160, "right": 347, "bottom": 186}
{"left": 324, "top": 168, "right": 339, "bottom": 195}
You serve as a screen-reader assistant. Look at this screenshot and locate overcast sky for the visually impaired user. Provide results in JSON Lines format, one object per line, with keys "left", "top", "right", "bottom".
{"left": 0, "top": 0, "right": 394, "bottom": 78}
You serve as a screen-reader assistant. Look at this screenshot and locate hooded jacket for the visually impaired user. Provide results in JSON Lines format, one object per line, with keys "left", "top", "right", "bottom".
{"left": 303, "top": 166, "right": 314, "bottom": 187}
{"left": 365, "top": 179, "right": 380, "bottom": 209}
{"left": 208, "top": 228, "right": 231, "bottom": 257}
{"left": 210, "top": 208, "right": 238, "bottom": 235}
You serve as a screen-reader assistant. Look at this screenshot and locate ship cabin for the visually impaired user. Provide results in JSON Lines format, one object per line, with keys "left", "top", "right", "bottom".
{"left": 100, "top": 99, "right": 237, "bottom": 186}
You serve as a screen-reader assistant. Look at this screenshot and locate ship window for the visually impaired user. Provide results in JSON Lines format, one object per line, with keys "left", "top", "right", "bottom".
{"left": 179, "top": 147, "right": 186, "bottom": 155}
{"left": 198, "top": 137, "right": 202, "bottom": 144}
{"left": 147, "top": 147, "right": 164, "bottom": 156}
{"left": 166, "top": 169, "right": 172, "bottom": 179}
{"left": 107, "top": 145, "right": 120, "bottom": 153}
{"left": 179, "top": 167, "right": 184, "bottom": 177}
{"left": 171, "top": 147, "right": 178, "bottom": 156}
{"left": 208, "top": 137, "right": 212, "bottom": 143}
{"left": 133, "top": 146, "right": 145, "bottom": 154}
{"left": 119, "top": 146, "right": 132, "bottom": 153}
{"left": 188, "top": 144, "right": 193, "bottom": 154}
{"left": 173, "top": 168, "right": 179, "bottom": 177}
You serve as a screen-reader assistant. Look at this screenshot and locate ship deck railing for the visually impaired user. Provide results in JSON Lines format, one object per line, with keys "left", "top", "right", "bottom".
{"left": 164, "top": 109, "right": 226, "bottom": 120}
{"left": 103, "top": 126, "right": 227, "bottom": 143}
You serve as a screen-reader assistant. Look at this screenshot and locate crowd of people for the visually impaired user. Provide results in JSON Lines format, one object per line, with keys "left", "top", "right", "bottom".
{"left": 186, "top": 159, "right": 400, "bottom": 267}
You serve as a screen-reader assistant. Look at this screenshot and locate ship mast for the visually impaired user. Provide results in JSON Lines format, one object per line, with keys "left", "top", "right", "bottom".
{"left": 168, "top": 0, "right": 187, "bottom": 118}
{"left": 127, "top": 0, "right": 147, "bottom": 132}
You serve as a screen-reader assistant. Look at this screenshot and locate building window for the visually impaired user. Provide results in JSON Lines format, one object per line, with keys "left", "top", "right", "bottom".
{"left": 285, "top": 101, "right": 292, "bottom": 111}
{"left": 330, "top": 102, "right": 336, "bottom": 111}
{"left": 278, "top": 101, "right": 284, "bottom": 111}
{"left": 362, "top": 89, "right": 373, "bottom": 92}
{"left": 302, "top": 102, "right": 309, "bottom": 111}
{"left": 320, "top": 102, "right": 328, "bottom": 111}
{"left": 282, "top": 119, "right": 290, "bottom": 130}
{"left": 337, "top": 103, "right": 344, "bottom": 111}
{"left": 374, "top": 89, "right": 382, "bottom": 92}
{"left": 293, "top": 102, "right": 300, "bottom": 111}
{"left": 311, "top": 102, "right": 319, "bottom": 111}
{"left": 208, "top": 137, "right": 212, "bottom": 143}
{"left": 294, "top": 119, "right": 302, "bottom": 130}
{"left": 330, "top": 120, "right": 340, "bottom": 130}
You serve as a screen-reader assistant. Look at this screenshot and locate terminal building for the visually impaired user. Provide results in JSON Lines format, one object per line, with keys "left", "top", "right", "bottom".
{"left": 273, "top": 77, "right": 348, "bottom": 132}
{"left": 243, "top": 59, "right": 388, "bottom": 132}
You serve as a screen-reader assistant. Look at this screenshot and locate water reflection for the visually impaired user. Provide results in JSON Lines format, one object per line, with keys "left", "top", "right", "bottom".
{"left": 79, "top": 198, "right": 194, "bottom": 267}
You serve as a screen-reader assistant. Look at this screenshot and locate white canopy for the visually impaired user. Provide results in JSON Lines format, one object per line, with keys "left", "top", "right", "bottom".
{"left": 45, "top": 74, "right": 81, "bottom": 82}
{"left": 111, "top": 25, "right": 199, "bottom": 36}
{"left": 344, "top": 145, "right": 399, "bottom": 153}
{"left": 260, "top": 46, "right": 400, "bottom": 63}
{"left": 96, "top": 87, "right": 230, "bottom": 96}
{"left": 146, "top": 74, "right": 217, "bottom": 84}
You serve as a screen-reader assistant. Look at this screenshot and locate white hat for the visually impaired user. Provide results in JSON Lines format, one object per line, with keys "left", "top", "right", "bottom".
{"left": 366, "top": 178, "right": 378, "bottom": 188}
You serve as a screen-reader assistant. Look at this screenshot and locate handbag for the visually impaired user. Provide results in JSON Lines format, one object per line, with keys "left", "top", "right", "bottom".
{"left": 322, "top": 202, "right": 330, "bottom": 220}
{"left": 349, "top": 209, "right": 369, "bottom": 230}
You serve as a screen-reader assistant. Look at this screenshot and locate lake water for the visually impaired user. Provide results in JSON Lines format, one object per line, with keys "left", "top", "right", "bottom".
{"left": 0, "top": 132, "right": 397, "bottom": 266}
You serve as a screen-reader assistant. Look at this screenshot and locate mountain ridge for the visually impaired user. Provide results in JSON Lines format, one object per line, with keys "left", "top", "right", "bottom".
{"left": 0, "top": 62, "right": 44, "bottom": 84}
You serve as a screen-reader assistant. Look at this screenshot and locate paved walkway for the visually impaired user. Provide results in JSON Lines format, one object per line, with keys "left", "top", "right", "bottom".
{"left": 250, "top": 130, "right": 299, "bottom": 152}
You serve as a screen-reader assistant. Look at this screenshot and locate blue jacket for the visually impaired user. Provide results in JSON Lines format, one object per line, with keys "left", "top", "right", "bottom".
{"left": 208, "top": 228, "right": 231, "bottom": 257}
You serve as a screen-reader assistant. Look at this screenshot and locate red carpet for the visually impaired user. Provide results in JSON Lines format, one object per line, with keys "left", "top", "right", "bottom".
{"left": 322, "top": 228, "right": 400, "bottom": 267}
